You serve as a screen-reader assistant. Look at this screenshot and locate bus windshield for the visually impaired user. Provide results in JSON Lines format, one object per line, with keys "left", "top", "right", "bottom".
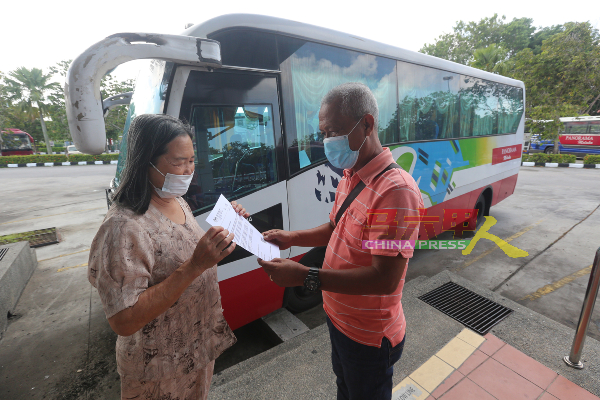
{"left": 1, "top": 133, "right": 32, "bottom": 150}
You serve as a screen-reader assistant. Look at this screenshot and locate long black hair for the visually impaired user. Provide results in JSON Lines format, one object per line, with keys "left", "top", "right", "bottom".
{"left": 112, "top": 114, "right": 193, "bottom": 214}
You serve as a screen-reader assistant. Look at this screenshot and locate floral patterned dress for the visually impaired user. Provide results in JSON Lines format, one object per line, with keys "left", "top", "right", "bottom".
{"left": 88, "top": 198, "right": 236, "bottom": 400}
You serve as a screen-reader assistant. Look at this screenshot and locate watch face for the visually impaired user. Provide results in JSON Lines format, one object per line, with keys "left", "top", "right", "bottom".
{"left": 305, "top": 276, "right": 319, "bottom": 291}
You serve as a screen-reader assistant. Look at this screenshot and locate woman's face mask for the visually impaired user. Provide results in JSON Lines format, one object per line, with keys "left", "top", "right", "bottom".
{"left": 150, "top": 162, "right": 193, "bottom": 198}
{"left": 323, "top": 117, "right": 367, "bottom": 170}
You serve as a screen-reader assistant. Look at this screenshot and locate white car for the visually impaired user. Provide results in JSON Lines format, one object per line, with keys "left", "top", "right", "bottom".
{"left": 66, "top": 145, "right": 82, "bottom": 155}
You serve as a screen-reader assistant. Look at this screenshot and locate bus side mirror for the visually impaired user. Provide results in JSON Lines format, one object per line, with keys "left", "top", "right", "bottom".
{"left": 103, "top": 92, "right": 133, "bottom": 117}
{"left": 65, "top": 33, "right": 221, "bottom": 154}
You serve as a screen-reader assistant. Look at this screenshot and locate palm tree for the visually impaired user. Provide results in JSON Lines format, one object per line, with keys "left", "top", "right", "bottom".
{"left": 470, "top": 45, "right": 510, "bottom": 76}
{"left": 4, "top": 67, "right": 59, "bottom": 154}
{"left": 0, "top": 72, "right": 8, "bottom": 147}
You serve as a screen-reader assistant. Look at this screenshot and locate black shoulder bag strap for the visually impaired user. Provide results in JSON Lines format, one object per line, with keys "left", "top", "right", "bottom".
{"left": 334, "top": 162, "right": 401, "bottom": 225}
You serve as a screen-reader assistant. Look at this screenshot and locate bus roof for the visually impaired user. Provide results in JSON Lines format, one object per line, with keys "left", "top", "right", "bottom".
{"left": 2, "top": 128, "right": 28, "bottom": 135}
{"left": 185, "top": 13, "right": 525, "bottom": 89}
{"left": 1, "top": 128, "right": 34, "bottom": 143}
{"left": 560, "top": 116, "right": 600, "bottom": 123}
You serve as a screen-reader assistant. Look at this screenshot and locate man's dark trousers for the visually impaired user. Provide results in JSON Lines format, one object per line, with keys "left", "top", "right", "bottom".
{"left": 326, "top": 316, "right": 406, "bottom": 400}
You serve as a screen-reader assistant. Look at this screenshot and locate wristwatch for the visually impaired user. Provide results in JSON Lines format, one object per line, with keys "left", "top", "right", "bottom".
{"left": 304, "top": 267, "right": 321, "bottom": 292}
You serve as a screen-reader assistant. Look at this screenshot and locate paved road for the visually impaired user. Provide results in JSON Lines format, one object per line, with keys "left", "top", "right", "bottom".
{"left": 0, "top": 165, "right": 116, "bottom": 400}
{"left": 0, "top": 165, "right": 599, "bottom": 399}
{"left": 408, "top": 166, "right": 600, "bottom": 341}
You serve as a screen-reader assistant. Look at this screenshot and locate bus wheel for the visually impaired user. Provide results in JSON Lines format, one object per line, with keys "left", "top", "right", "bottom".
{"left": 475, "top": 195, "right": 487, "bottom": 227}
{"left": 544, "top": 146, "right": 554, "bottom": 154}
{"left": 284, "top": 246, "right": 325, "bottom": 313}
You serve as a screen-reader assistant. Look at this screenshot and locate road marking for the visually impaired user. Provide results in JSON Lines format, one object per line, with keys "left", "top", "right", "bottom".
{"left": 1, "top": 198, "right": 103, "bottom": 216}
{"left": 454, "top": 219, "right": 544, "bottom": 272}
{"left": 0, "top": 207, "right": 104, "bottom": 225}
{"left": 39, "top": 248, "right": 90, "bottom": 262}
{"left": 57, "top": 262, "right": 88, "bottom": 273}
{"left": 520, "top": 265, "right": 593, "bottom": 301}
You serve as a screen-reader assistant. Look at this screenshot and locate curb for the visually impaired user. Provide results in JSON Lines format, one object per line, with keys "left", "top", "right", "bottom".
{"left": 2, "top": 160, "right": 118, "bottom": 168}
{"left": 521, "top": 162, "right": 600, "bottom": 169}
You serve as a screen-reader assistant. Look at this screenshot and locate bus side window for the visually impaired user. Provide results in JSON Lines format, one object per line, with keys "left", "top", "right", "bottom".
{"left": 566, "top": 122, "right": 589, "bottom": 134}
{"left": 279, "top": 39, "right": 398, "bottom": 175}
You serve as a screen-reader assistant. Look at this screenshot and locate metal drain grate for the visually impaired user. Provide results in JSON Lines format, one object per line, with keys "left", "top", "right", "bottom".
{"left": 418, "top": 282, "right": 513, "bottom": 335}
{"left": 0, "top": 228, "right": 59, "bottom": 248}
{"left": 28, "top": 228, "right": 59, "bottom": 248}
{"left": 0, "top": 247, "right": 8, "bottom": 262}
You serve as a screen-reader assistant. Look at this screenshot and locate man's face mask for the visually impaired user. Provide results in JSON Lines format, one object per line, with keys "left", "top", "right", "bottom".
{"left": 323, "top": 117, "right": 367, "bottom": 170}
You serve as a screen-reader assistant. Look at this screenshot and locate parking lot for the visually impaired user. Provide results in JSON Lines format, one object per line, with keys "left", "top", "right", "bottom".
{"left": 0, "top": 164, "right": 599, "bottom": 399}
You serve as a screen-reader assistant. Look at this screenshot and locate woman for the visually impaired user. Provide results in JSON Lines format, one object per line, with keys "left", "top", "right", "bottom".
{"left": 88, "top": 114, "right": 246, "bottom": 399}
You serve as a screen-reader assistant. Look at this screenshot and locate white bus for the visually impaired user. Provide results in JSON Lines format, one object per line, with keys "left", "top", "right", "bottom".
{"left": 66, "top": 14, "right": 525, "bottom": 330}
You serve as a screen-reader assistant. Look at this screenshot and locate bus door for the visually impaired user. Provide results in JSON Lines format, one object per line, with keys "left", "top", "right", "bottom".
{"left": 168, "top": 67, "right": 289, "bottom": 329}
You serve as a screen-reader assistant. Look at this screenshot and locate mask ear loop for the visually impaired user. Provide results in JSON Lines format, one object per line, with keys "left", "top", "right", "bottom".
{"left": 150, "top": 162, "right": 166, "bottom": 177}
{"left": 350, "top": 115, "right": 368, "bottom": 153}
{"left": 148, "top": 162, "right": 166, "bottom": 195}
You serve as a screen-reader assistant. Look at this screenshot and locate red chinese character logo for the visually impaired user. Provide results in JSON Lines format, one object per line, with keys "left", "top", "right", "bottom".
{"left": 442, "top": 209, "right": 477, "bottom": 238}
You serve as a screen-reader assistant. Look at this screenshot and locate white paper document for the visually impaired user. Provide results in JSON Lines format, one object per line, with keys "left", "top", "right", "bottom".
{"left": 205, "top": 195, "right": 280, "bottom": 261}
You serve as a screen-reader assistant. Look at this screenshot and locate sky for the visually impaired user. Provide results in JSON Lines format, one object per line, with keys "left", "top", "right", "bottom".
{"left": 1, "top": 0, "right": 598, "bottom": 83}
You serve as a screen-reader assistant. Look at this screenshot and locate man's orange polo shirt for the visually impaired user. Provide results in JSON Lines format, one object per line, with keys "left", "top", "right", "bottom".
{"left": 324, "top": 147, "right": 424, "bottom": 348}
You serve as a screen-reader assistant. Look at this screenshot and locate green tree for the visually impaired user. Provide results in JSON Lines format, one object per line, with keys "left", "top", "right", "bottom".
{"left": 45, "top": 60, "right": 72, "bottom": 142}
{"left": 0, "top": 72, "right": 8, "bottom": 149}
{"left": 100, "top": 74, "right": 134, "bottom": 142}
{"left": 0, "top": 72, "right": 7, "bottom": 129}
{"left": 527, "top": 104, "right": 581, "bottom": 154}
{"left": 512, "top": 22, "right": 600, "bottom": 116}
{"left": 420, "top": 14, "right": 535, "bottom": 65}
{"left": 3, "top": 67, "right": 60, "bottom": 153}
{"left": 470, "top": 44, "right": 510, "bottom": 75}
{"left": 501, "top": 17, "right": 536, "bottom": 57}
{"left": 527, "top": 25, "right": 564, "bottom": 55}
{"left": 512, "top": 22, "right": 600, "bottom": 153}
{"left": 47, "top": 60, "right": 134, "bottom": 148}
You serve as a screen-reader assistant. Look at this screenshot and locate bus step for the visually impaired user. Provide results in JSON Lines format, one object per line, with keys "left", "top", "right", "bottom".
{"left": 262, "top": 308, "right": 310, "bottom": 342}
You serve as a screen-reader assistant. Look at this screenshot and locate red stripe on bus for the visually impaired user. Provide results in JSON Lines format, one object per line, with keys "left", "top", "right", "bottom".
{"left": 418, "top": 174, "right": 518, "bottom": 239}
{"left": 219, "top": 267, "right": 285, "bottom": 331}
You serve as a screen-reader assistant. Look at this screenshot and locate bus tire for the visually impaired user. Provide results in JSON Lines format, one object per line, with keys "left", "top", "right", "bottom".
{"left": 544, "top": 146, "right": 554, "bottom": 154}
{"left": 283, "top": 246, "right": 326, "bottom": 313}
{"left": 475, "top": 194, "right": 487, "bottom": 227}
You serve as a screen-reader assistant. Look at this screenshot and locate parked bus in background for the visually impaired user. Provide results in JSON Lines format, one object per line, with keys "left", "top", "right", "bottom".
{"left": 65, "top": 14, "right": 526, "bottom": 331}
{"left": 0, "top": 129, "right": 34, "bottom": 156}
{"left": 529, "top": 116, "right": 600, "bottom": 156}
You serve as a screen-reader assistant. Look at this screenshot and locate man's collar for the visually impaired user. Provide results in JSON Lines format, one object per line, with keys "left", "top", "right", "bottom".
{"left": 353, "top": 147, "right": 395, "bottom": 186}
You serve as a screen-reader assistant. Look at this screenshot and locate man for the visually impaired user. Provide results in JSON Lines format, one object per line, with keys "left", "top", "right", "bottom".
{"left": 258, "top": 83, "right": 423, "bottom": 400}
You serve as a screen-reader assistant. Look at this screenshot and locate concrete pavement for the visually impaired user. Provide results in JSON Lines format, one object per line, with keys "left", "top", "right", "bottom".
{"left": 208, "top": 271, "right": 600, "bottom": 399}
{"left": 0, "top": 165, "right": 119, "bottom": 399}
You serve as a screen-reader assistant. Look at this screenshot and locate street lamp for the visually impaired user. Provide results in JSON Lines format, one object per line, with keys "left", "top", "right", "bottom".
{"left": 443, "top": 76, "right": 453, "bottom": 92}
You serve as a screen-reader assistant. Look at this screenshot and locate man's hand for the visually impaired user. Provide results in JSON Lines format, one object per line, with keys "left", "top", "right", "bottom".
{"left": 257, "top": 258, "right": 308, "bottom": 287}
{"left": 262, "top": 230, "right": 295, "bottom": 250}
